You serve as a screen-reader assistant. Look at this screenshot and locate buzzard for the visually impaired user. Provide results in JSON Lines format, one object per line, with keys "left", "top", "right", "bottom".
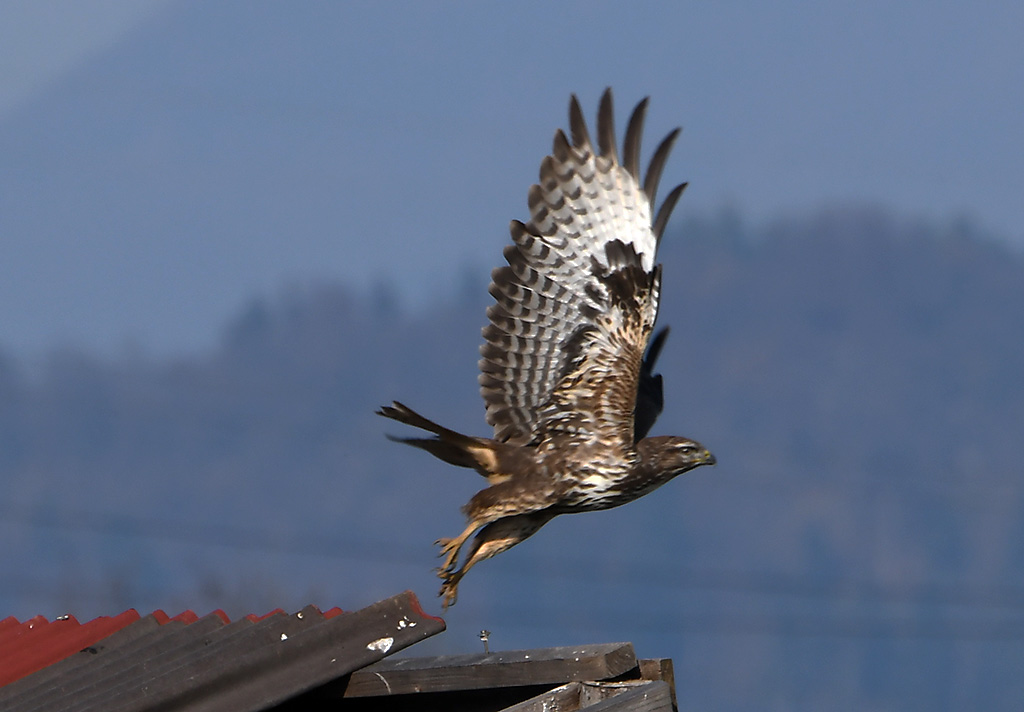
{"left": 379, "top": 89, "right": 715, "bottom": 608}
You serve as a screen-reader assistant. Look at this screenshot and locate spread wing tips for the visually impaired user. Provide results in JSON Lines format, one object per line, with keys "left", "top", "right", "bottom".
{"left": 597, "top": 87, "right": 618, "bottom": 162}
{"left": 643, "top": 127, "right": 681, "bottom": 208}
{"left": 622, "top": 97, "right": 649, "bottom": 181}
{"left": 653, "top": 182, "right": 688, "bottom": 243}
{"left": 480, "top": 91, "right": 687, "bottom": 443}
{"left": 644, "top": 325, "right": 670, "bottom": 372}
{"left": 552, "top": 128, "right": 572, "bottom": 161}
{"left": 568, "top": 94, "right": 591, "bottom": 149}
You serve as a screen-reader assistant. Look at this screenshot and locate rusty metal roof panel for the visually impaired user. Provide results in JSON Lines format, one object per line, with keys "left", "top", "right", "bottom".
{"left": 0, "top": 590, "right": 444, "bottom": 712}
{"left": 0, "top": 610, "right": 142, "bottom": 687}
{"left": 0, "top": 611, "right": 169, "bottom": 700}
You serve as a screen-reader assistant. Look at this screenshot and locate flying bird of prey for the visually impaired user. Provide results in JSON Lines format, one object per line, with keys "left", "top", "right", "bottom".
{"left": 379, "top": 89, "right": 715, "bottom": 608}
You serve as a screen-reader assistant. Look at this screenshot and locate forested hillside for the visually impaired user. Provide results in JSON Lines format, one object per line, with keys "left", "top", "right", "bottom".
{"left": 2, "top": 206, "right": 1022, "bottom": 710}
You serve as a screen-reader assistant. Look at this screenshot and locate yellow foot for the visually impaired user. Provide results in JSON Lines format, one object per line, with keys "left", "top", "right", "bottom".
{"left": 434, "top": 537, "right": 460, "bottom": 574}
{"left": 438, "top": 572, "right": 462, "bottom": 609}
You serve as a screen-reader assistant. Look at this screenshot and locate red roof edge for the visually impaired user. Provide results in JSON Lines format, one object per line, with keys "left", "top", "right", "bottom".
{"left": 0, "top": 610, "right": 141, "bottom": 686}
{"left": 207, "top": 609, "right": 231, "bottom": 625}
{"left": 404, "top": 590, "right": 445, "bottom": 625}
{"left": 170, "top": 610, "right": 200, "bottom": 624}
{"left": 245, "top": 608, "right": 285, "bottom": 623}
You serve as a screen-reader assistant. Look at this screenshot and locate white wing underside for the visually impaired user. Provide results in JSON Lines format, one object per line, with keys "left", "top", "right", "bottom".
{"left": 479, "top": 90, "right": 686, "bottom": 447}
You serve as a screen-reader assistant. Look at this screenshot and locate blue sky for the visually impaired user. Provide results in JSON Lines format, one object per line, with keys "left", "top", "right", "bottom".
{"left": 1, "top": 1, "right": 1022, "bottom": 357}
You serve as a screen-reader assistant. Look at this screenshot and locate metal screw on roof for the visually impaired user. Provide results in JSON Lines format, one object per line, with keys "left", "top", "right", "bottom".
{"left": 479, "top": 630, "right": 491, "bottom": 654}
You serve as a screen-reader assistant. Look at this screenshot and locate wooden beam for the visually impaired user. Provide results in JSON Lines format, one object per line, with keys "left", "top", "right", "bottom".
{"left": 638, "top": 659, "right": 677, "bottom": 712}
{"left": 333, "top": 642, "right": 638, "bottom": 697}
{"left": 502, "top": 680, "right": 673, "bottom": 712}
{"left": 499, "top": 682, "right": 583, "bottom": 711}
{"left": 580, "top": 681, "right": 674, "bottom": 711}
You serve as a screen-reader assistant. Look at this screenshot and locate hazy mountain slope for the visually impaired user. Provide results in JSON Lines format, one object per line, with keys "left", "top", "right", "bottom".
{"left": 1, "top": 207, "right": 1022, "bottom": 710}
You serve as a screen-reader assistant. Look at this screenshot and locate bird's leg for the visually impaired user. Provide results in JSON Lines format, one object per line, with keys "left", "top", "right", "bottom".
{"left": 438, "top": 569, "right": 465, "bottom": 609}
{"left": 435, "top": 521, "right": 478, "bottom": 575}
{"left": 437, "top": 537, "right": 499, "bottom": 609}
{"left": 438, "top": 513, "right": 554, "bottom": 609}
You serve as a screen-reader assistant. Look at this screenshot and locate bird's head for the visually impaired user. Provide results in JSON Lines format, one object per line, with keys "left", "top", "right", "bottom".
{"left": 637, "top": 435, "right": 716, "bottom": 478}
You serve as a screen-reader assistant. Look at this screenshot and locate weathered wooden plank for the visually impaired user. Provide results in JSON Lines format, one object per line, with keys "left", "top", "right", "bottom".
{"left": 293, "top": 685, "right": 561, "bottom": 712}
{"left": 638, "top": 658, "right": 673, "bottom": 684}
{"left": 335, "top": 642, "right": 637, "bottom": 697}
{"left": 499, "top": 682, "right": 584, "bottom": 712}
{"left": 501, "top": 680, "right": 673, "bottom": 712}
{"left": 638, "top": 659, "right": 677, "bottom": 711}
{"left": 580, "top": 680, "right": 674, "bottom": 712}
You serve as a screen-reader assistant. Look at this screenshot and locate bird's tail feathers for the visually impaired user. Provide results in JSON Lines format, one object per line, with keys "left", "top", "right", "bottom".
{"left": 377, "top": 401, "right": 499, "bottom": 475}
{"left": 385, "top": 434, "right": 480, "bottom": 469}
{"left": 378, "top": 401, "right": 473, "bottom": 441}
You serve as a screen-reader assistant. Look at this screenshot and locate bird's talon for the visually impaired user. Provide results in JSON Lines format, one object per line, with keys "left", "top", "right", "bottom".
{"left": 435, "top": 536, "right": 464, "bottom": 573}
{"left": 439, "top": 578, "right": 459, "bottom": 609}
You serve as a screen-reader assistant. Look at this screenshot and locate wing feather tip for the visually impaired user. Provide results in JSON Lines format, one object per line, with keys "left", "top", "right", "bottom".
{"left": 643, "top": 127, "right": 682, "bottom": 206}
{"left": 568, "top": 93, "right": 591, "bottom": 149}
{"left": 597, "top": 87, "right": 617, "bottom": 162}
{"left": 622, "top": 96, "right": 649, "bottom": 180}
{"left": 653, "top": 182, "right": 688, "bottom": 242}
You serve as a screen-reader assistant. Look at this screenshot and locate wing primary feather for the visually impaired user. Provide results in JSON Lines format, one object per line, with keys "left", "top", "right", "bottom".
{"left": 622, "top": 97, "right": 649, "bottom": 181}
{"left": 568, "top": 94, "right": 591, "bottom": 149}
{"left": 552, "top": 129, "right": 572, "bottom": 161}
{"left": 653, "top": 182, "right": 688, "bottom": 244}
{"left": 509, "top": 219, "right": 538, "bottom": 242}
{"left": 634, "top": 326, "right": 670, "bottom": 442}
{"left": 645, "top": 325, "right": 670, "bottom": 369}
{"left": 526, "top": 184, "right": 545, "bottom": 218}
{"left": 643, "top": 127, "right": 681, "bottom": 207}
{"left": 597, "top": 88, "right": 617, "bottom": 162}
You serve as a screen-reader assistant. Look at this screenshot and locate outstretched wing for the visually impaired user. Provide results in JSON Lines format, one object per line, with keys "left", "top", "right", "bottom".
{"left": 634, "top": 326, "right": 670, "bottom": 442}
{"left": 479, "top": 89, "right": 686, "bottom": 446}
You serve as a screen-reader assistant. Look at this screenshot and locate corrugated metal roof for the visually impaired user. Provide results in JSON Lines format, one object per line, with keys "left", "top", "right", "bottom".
{"left": 0, "top": 608, "right": 144, "bottom": 686}
{"left": 1, "top": 591, "right": 678, "bottom": 710}
{"left": 0, "top": 590, "right": 444, "bottom": 712}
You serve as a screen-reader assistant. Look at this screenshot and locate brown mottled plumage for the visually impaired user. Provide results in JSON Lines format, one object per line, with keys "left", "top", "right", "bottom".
{"left": 378, "top": 89, "right": 715, "bottom": 608}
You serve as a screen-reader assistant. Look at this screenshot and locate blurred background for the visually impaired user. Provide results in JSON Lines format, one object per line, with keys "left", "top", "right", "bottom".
{"left": 2, "top": 2, "right": 1023, "bottom": 709}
